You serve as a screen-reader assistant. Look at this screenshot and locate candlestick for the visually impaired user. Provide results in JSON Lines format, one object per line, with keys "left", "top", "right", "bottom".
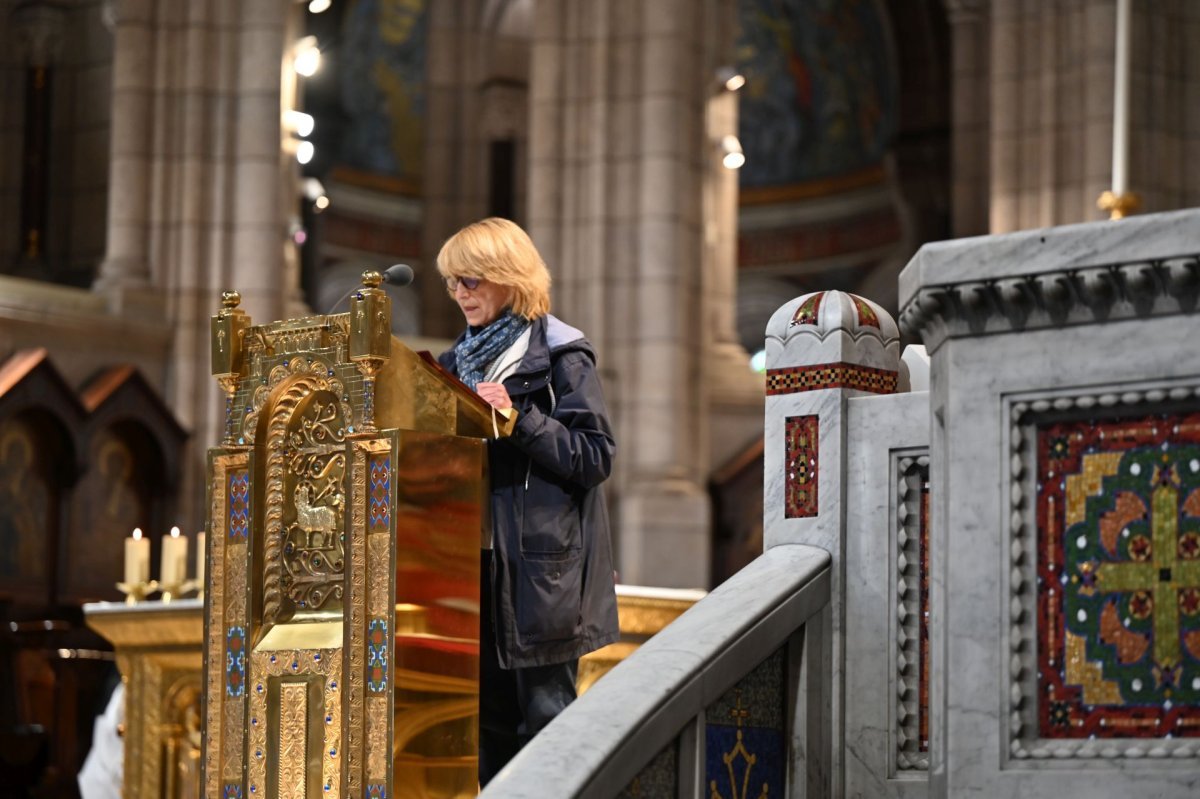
{"left": 124, "top": 528, "right": 150, "bottom": 586}
{"left": 160, "top": 526, "right": 188, "bottom": 590}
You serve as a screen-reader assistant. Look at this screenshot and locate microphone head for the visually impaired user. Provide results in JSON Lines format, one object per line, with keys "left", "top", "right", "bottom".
{"left": 382, "top": 263, "right": 414, "bottom": 287}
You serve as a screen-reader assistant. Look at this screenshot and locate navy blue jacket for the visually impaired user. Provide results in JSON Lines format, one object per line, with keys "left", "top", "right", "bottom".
{"left": 440, "top": 314, "right": 620, "bottom": 668}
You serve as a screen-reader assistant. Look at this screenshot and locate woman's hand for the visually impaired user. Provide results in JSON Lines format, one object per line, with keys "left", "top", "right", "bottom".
{"left": 476, "top": 382, "right": 513, "bottom": 410}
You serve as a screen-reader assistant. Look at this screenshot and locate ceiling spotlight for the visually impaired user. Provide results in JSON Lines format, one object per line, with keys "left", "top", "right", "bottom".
{"left": 293, "top": 36, "right": 321, "bottom": 77}
{"left": 314, "top": 195, "right": 330, "bottom": 210}
{"left": 296, "top": 140, "right": 315, "bottom": 164}
{"left": 719, "top": 135, "right": 744, "bottom": 170}
{"left": 284, "top": 110, "right": 315, "bottom": 137}
{"left": 715, "top": 66, "right": 746, "bottom": 93}
{"left": 308, "top": 0, "right": 332, "bottom": 12}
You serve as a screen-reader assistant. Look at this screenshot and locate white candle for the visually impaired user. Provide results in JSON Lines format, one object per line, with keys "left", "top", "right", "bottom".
{"left": 195, "top": 531, "right": 207, "bottom": 588}
{"left": 124, "top": 528, "right": 150, "bottom": 585}
{"left": 161, "top": 526, "right": 188, "bottom": 587}
{"left": 1111, "top": 0, "right": 1131, "bottom": 195}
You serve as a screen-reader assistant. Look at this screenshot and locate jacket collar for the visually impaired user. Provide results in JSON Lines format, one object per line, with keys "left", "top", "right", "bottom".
{"left": 437, "top": 314, "right": 592, "bottom": 383}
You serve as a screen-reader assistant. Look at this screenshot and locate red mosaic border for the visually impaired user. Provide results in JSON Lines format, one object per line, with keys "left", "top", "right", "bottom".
{"left": 766, "top": 363, "right": 897, "bottom": 396}
{"left": 785, "top": 416, "right": 818, "bottom": 518}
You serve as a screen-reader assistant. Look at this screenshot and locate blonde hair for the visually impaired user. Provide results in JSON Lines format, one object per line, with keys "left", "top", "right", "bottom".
{"left": 436, "top": 218, "right": 552, "bottom": 320}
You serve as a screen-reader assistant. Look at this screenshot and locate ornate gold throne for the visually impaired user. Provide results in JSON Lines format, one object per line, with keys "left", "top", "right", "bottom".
{"left": 202, "top": 273, "right": 512, "bottom": 799}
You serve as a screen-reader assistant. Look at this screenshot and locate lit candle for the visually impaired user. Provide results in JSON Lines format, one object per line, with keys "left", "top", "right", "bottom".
{"left": 1111, "top": 0, "right": 1131, "bottom": 195}
{"left": 161, "top": 526, "right": 188, "bottom": 588}
{"left": 195, "top": 531, "right": 207, "bottom": 588}
{"left": 124, "top": 528, "right": 150, "bottom": 585}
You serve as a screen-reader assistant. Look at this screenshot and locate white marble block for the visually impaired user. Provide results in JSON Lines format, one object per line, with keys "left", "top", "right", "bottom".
{"left": 899, "top": 208, "right": 1200, "bottom": 799}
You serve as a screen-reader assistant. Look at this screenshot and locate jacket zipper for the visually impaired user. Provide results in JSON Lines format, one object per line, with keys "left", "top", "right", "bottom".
{"left": 524, "top": 377, "right": 556, "bottom": 490}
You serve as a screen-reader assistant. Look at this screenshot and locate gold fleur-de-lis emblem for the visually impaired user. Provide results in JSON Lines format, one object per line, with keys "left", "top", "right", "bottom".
{"left": 709, "top": 691, "right": 769, "bottom": 799}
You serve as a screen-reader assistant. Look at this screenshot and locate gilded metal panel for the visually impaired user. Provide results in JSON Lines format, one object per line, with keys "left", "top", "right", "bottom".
{"left": 391, "top": 430, "right": 485, "bottom": 797}
{"left": 247, "top": 648, "right": 342, "bottom": 798}
{"left": 278, "top": 683, "right": 308, "bottom": 799}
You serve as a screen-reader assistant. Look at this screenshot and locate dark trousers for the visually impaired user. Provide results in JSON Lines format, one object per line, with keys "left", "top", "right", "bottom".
{"left": 479, "top": 551, "right": 578, "bottom": 787}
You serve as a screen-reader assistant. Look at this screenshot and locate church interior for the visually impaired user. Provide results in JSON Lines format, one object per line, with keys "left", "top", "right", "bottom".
{"left": 1, "top": 0, "right": 1198, "bottom": 796}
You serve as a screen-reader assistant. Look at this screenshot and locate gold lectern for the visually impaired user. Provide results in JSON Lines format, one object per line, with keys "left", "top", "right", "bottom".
{"left": 202, "top": 273, "right": 513, "bottom": 799}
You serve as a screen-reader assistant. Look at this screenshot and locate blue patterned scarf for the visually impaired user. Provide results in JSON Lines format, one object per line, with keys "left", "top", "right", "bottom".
{"left": 454, "top": 310, "right": 530, "bottom": 390}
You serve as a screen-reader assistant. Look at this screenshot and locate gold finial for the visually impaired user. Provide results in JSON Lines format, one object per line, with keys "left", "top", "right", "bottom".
{"left": 221, "top": 290, "right": 242, "bottom": 310}
{"left": 362, "top": 270, "right": 383, "bottom": 289}
{"left": 1097, "top": 191, "right": 1140, "bottom": 220}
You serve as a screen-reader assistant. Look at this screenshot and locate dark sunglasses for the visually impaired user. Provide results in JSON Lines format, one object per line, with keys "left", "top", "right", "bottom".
{"left": 445, "top": 276, "right": 482, "bottom": 291}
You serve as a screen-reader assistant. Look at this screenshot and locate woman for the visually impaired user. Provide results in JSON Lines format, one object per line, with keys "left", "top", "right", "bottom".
{"left": 435, "top": 217, "right": 619, "bottom": 786}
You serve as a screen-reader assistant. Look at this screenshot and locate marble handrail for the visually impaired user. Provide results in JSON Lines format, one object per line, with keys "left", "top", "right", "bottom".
{"left": 480, "top": 543, "right": 832, "bottom": 798}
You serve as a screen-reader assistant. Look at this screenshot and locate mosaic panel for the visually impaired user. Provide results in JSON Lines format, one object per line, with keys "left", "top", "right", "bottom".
{"left": 369, "top": 455, "right": 390, "bottom": 531}
{"left": 367, "top": 617, "right": 389, "bottom": 693}
{"left": 226, "top": 626, "right": 246, "bottom": 697}
{"left": 790, "top": 292, "right": 823, "bottom": 326}
{"left": 618, "top": 739, "right": 677, "bottom": 798}
{"left": 705, "top": 647, "right": 785, "bottom": 799}
{"left": 785, "top": 416, "right": 818, "bottom": 518}
{"left": 895, "top": 454, "right": 930, "bottom": 770}
{"left": 366, "top": 786, "right": 387, "bottom": 799}
{"left": 229, "top": 470, "right": 250, "bottom": 539}
{"left": 766, "top": 362, "right": 897, "bottom": 396}
{"left": 222, "top": 785, "right": 243, "bottom": 799}
{"left": 1037, "top": 410, "right": 1200, "bottom": 739}
{"left": 850, "top": 295, "right": 881, "bottom": 329}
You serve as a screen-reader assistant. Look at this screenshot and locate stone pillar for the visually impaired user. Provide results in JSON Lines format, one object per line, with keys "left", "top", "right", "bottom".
{"left": 92, "top": 0, "right": 298, "bottom": 526}
{"left": 945, "top": 0, "right": 990, "bottom": 237}
{"left": 94, "top": 0, "right": 153, "bottom": 296}
{"left": 420, "top": 0, "right": 490, "bottom": 339}
{"left": 528, "top": 0, "right": 736, "bottom": 588}
{"left": 762, "top": 290, "right": 901, "bottom": 798}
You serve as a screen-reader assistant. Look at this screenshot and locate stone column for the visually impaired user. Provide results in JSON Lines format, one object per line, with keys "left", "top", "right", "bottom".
{"left": 762, "top": 290, "right": 900, "bottom": 798}
{"left": 945, "top": 0, "right": 990, "bottom": 237}
{"left": 529, "top": 0, "right": 734, "bottom": 588}
{"left": 420, "top": 0, "right": 489, "bottom": 338}
{"left": 91, "top": 0, "right": 298, "bottom": 526}
{"left": 93, "top": 0, "right": 153, "bottom": 297}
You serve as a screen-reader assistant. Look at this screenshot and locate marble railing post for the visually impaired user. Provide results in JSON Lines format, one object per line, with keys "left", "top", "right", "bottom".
{"left": 899, "top": 208, "right": 1200, "bottom": 799}
{"left": 763, "top": 290, "right": 901, "bottom": 798}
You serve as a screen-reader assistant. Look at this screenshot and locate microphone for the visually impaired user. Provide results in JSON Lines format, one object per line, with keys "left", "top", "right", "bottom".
{"left": 381, "top": 263, "right": 414, "bottom": 287}
{"left": 327, "top": 264, "right": 414, "bottom": 312}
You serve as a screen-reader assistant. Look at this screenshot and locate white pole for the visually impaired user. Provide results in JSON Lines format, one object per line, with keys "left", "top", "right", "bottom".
{"left": 1112, "top": 0, "right": 1131, "bottom": 195}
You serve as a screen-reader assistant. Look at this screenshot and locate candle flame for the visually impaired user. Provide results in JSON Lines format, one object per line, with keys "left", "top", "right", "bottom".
{"left": 170, "top": 526, "right": 181, "bottom": 538}
{"left": 133, "top": 528, "right": 143, "bottom": 540}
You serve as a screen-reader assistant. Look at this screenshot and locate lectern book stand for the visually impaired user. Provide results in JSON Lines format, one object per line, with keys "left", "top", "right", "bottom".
{"left": 202, "top": 272, "right": 513, "bottom": 799}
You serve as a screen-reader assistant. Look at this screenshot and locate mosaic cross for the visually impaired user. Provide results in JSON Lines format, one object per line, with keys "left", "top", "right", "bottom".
{"left": 1094, "top": 471, "right": 1200, "bottom": 671}
{"left": 1037, "top": 411, "right": 1200, "bottom": 739}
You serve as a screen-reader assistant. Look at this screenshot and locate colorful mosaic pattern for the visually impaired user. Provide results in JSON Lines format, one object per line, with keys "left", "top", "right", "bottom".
{"left": 369, "top": 455, "right": 390, "bottom": 531}
{"left": 1038, "top": 411, "right": 1200, "bottom": 738}
{"left": 790, "top": 292, "right": 823, "bottom": 326}
{"left": 226, "top": 626, "right": 246, "bottom": 697}
{"left": 705, "top": 647, "right": 785, "bottom": 799}
{"left": 367, "top": 617, "right": 389, "bottom": 693}
{"left": 785, "top": 416, "right": 818, "bottom": 518}
{"left": 850, "top": 295, "right": 881, "bottom": 329}
{"left": 222, "top": 785, "right": 243, "bottom": 799}
{"left": 228, "top": 470, "right": 250, "bottom": 539}
{"left": 766, "top": 362, "right": 897, "bottom": 396}
{"left": 619, "top": 740, "right": 677, "bottom": 798}
{"left": 366, "top": 785, "right": 387, "bottom": 799}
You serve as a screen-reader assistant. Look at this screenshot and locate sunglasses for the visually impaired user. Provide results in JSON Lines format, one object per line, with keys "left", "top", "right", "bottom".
{"left": 445, "top": 276, "right": 482, "bottom": 291}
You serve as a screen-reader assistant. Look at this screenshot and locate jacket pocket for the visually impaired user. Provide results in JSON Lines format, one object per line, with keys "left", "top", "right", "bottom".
{"left": 516, "top": 550, "right": 583, "bottom": 644}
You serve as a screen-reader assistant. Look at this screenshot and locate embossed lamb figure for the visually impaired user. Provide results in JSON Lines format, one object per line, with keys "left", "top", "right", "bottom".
{"left": 295, "top": 483, "right": 340, "bottom": 546}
